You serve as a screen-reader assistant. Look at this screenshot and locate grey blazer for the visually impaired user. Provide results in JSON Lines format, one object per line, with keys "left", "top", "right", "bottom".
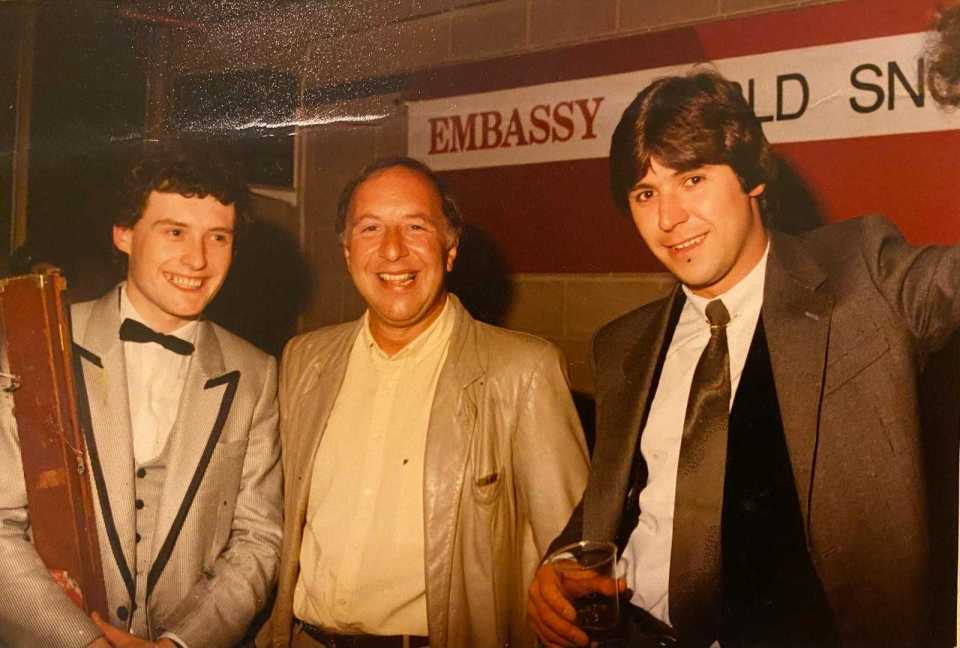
{"left": 0, "top": 286, "right": 282, "bottom": 648}
{"left": 553, "top": 216, "right": 960, "bottom": 645}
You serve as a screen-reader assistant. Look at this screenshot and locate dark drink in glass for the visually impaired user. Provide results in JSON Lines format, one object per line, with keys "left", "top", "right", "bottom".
{"left": 546, "top": 540, "right": 620, "bottom": 646}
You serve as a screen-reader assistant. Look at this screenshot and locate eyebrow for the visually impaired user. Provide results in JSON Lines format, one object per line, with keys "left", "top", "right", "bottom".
{"left": 151, "top": 218, "right": 190, "bottom": 228}
{"left": 151, "top": 219, "right": 234, "bottom": 233}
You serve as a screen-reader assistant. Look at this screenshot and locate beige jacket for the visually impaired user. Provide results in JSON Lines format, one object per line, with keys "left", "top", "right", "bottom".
{"left": 258, "top": 295, "right": 589, "bottom": 647}
{"left": 0, "top": 286, "right": 282, "bottom": 648}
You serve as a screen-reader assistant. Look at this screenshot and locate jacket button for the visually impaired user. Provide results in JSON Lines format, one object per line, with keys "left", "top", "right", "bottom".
{"left": 135, "top": 533, "right": 141, "bottom": 543}
{"left": 136, "top": 468, "right": 146, "bottom": 478}
{"left": 116, "top": 606, "right": 128, "bottom": 620}
{"left": 135, "top": 499, "right": 144, "bottom": 510}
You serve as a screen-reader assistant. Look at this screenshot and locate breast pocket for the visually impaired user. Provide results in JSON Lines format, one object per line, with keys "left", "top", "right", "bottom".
{"left": 823, "top": 330, "right": 889, "bottom": 396}
{"left": 466, "top": 394, "right": 503, "bottom": 505}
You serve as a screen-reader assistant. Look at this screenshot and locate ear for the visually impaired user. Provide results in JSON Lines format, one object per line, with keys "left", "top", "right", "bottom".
{"left": 445, "top": 240, "right": 459, "bottom": 273}
{"left": 112, "top": 225, "right": 132, "bottom": 255}
{"left": 748, "top": 183, "right": 765, "bottom": 198}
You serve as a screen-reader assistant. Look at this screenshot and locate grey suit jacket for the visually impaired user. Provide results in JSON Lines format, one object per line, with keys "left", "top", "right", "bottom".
{"left": 553, "top": 216, "right": 960, "bottom": 645}
{"left": 258, "top": 294, "right": 589, "bottom": 648}
{"left": 0, "top": 286, "right": 282, "bottom": 648}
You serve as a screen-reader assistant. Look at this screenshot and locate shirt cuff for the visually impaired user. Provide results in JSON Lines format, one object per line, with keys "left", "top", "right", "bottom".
{"left": 160, "top": 631, "right": 188, "bottom": 648}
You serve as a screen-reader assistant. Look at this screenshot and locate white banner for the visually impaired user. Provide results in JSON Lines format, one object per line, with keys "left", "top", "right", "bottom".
{"left": 408, "top": 32, "right": 960, "bottom": 171}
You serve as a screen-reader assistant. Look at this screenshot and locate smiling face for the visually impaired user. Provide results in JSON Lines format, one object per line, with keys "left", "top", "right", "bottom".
{"left": 343, "top": 165, "right": 458, "bottom": 354}
{"left": 113, "top": 191, "right": 235, "bottom": 332}
{"left": 629, "top": 158, "right": 767, "bottom": 298}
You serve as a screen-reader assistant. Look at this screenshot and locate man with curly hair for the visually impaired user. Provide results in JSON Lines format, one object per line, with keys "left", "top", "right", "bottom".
{"left": 0, "top": 144, "right": 282, "bottom": 648}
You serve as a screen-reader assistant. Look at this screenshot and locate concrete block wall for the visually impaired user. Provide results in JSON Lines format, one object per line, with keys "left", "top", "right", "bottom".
{"left": 502, "top": 273, "right": 676, "bottom": 393}
{"left": 170, "top": 0, "right": 840, "bottom": 79}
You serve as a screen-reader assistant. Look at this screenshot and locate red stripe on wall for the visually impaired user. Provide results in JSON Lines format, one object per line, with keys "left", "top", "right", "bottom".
{"left": 442, "top": 130, "right": 960, "bottom": 274}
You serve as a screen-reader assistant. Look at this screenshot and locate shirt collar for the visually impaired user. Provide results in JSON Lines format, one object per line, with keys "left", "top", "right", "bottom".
{"left": 361, "top": 295, "right": 454, "bottom": 365}
{"left": 119, "top": 282, "right": 199, "bottom": 343}
{"left": 681, "top": 239, "right": 769, "bottom": 327}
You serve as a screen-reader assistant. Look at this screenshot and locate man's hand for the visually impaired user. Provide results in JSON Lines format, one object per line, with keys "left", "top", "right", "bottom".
{"left": 91, "top": 612, "right": 179, "bottom": 648}
{"left": 527, "top": 562, "right": 628, "bottom": 647}
{"left": 527, "top": 563, "right": 588, "bottom": 647}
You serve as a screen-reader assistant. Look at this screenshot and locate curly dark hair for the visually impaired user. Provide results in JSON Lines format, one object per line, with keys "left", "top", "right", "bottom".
{"left": 928, "top": 2, "right": 960, "bottom": 107}
{"left": 609, "top": 70, "right": 776, "bottom": 220}
{"left": 334, "top": 156, "right": 464, "bottom": 244}
{"left": 117, "top": 142, "right": 252, "bottom": 244}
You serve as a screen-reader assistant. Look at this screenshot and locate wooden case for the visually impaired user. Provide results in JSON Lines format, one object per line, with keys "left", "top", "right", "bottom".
{"left": 0, "top": 273, "right": 107, "bottom": 617}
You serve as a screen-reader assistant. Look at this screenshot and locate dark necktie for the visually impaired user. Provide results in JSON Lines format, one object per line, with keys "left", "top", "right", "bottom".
{"left": 669, "top": 299, "right": 731, "bottom": 646}
{"left": 119, "top": 318, "right": 194, "bottom": 356}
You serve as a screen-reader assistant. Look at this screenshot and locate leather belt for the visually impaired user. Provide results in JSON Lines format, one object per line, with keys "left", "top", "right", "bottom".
{"left": 297, "top": 620, "right": 430, "bottom": 648}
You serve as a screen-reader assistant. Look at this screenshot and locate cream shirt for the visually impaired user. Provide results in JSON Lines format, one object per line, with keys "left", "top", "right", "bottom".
{"left": 619, "top": 244, "right": 769, "bottom": 626}
{"left": 294, "top": 297, "right": 454, "bottom": 635}
{"left": 120, "top": 285, "right": 197, "bottom": 465}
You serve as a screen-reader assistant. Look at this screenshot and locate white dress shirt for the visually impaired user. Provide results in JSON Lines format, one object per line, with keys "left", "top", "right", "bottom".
{"left": 294, "top": 298, "right": 454, "bottom": 635}
{"left": 120, "top": 286, "right": 197, "bottom": 466}
{"left": 619, "top": 244, "right": 769, "bottom": 625}
{"left": 119, "top": 285, "right": 197, "bottom": 647}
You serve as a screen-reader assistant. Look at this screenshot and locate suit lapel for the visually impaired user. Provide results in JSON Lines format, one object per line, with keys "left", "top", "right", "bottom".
{"left": 150, "top": 320, "right": 229, "bottom": 577}
{"left": 764, "top": 231, "right": 833, "bottom": 529}
{"left": 585, "top": 286, "right": 684, "bottom": 542}
{"left": 423, "top": 296, "right": 483, "bottom": 646}
{"left": 74, "top": 288, "right": 139, "bottom": 608}
{"left": 289, "top": 322, "right": 359, "bottom": 527}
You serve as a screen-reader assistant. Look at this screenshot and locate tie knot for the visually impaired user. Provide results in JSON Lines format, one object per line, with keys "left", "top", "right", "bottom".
{"left": 705, "top": 299, "right": 730, "bottom": 328}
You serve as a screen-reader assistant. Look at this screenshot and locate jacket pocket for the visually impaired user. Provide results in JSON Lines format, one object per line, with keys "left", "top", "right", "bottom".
{"left": 468, "top": 396, "right": 503, "bottom": 505}
{"left": 824, "top": 330, "right": 889, "bottom": 395}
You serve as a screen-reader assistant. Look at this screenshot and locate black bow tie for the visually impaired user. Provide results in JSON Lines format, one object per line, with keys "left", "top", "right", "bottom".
{"left": 119, "top": 318, "right": 195, "bottom": 356}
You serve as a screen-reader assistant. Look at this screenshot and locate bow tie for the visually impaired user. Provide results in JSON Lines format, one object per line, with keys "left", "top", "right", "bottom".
{"left": 119, "top": 318, "right": 195, "bottom": 356}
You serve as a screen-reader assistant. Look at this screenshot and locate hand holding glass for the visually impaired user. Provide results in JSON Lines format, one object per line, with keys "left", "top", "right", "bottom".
{"left": 545, "top": 540, "right": 620, "bottom": 641}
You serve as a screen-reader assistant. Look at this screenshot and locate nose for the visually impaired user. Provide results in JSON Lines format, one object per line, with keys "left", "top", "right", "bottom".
{"left": 378, "top": 225, "right": 408, "bottom": 261}
{"left": 658, "top": 191, "right": 689, "bottom": 232}
{"left": 181, "top": 236, "right": 207, "bottom": 270}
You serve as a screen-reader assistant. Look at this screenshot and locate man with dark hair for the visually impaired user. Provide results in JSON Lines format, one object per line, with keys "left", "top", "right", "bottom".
{"left": 0, "top": 144, "right": 282, "bottom": 647}
{"left": 257, "top": 156, "right": 588, "bottom": 648}
{"left": 528, "top": 70, "right": 960, "bottom": 647}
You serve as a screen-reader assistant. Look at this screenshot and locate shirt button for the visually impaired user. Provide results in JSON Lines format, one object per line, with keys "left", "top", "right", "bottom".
{"left": 135, "top": 533, "right": 142, "bottom": 543}
{"left": 136, "top": 468, "right": 146, "bottom": 479}
{"left": 135, "top": 499, "right": 144, "bottom": 510}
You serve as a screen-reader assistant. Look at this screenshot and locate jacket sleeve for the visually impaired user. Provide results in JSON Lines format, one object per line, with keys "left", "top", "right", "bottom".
{"left": 162, "top": 355, "right": 283, "bottom": 648}
{"left": 513, "top": 342, "right": 590, "bottom": 557}
{"left": 858, "top": 214, "right": 960, "bottom": 352}
{"left": 0, "top": 386, "right": 103, "bottom": 647}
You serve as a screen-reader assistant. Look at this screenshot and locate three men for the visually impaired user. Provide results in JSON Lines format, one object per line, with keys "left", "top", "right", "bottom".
{"left": 528, "top": 71, "right": 960, "bottom": 646}
{"left": 0, "top": 146, "right": 282, "bottom": 647}
{"left": 257, "top": 157, "right": 589, "bottom": 648}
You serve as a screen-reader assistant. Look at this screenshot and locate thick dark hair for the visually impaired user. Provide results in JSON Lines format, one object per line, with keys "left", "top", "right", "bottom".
{"left": 117, "top": 142, "right": 252, "bottom": 243}
{"left": 334, "top": 156, "right": 464, "bottom": 244}
{"left": 928, "top": 2, "right": 960, "bottom": 107}
{"left": 609, "top": 70, "right": 776, "bottom": 217}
